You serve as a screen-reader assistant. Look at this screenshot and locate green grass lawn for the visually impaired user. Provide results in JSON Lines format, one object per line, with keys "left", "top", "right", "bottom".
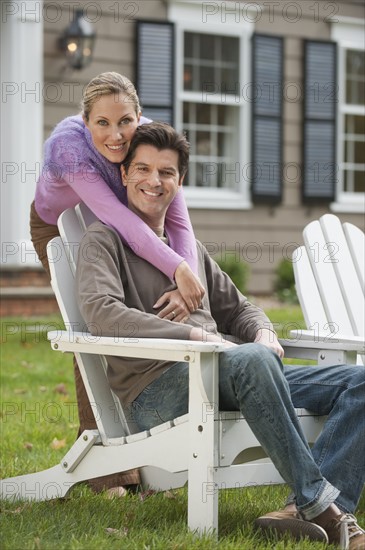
{"left": 0, "top": 313, "right": 363, "bottom": 549}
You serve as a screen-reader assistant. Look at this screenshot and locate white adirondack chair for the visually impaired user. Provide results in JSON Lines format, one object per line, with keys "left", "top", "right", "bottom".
{"left": 1, "top": 205, "right": 363, "bottom": 537}
{"left": 290, "top": 214, "right": 364, "bottom": 365}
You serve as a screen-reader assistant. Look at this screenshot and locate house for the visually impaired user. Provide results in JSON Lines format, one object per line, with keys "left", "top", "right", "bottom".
{"left": 1, "top": 0, "right": 364, "bottom": 315}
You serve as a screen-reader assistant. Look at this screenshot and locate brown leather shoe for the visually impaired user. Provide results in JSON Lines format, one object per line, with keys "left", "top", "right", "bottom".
{"left": 324, "top": 513, "right": 365, "bottom": 549}
{"left": 255, "top": 510, "right": 329, "bottom": 543}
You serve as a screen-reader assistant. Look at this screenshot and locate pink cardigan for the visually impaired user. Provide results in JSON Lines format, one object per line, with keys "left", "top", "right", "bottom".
{"left": 35, "top": 115, "right": 197, "bottom": 279}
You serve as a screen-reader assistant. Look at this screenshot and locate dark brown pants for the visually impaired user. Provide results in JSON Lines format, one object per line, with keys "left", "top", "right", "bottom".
{"left": 30, "top": 201, "right": 140, "bottom": 490}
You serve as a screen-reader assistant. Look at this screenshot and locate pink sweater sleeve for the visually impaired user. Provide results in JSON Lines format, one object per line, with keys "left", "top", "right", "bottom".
{"left": 65, "top": 171, "right": 196, "bottom": 279}
{"left": 165, "top": 189, "right": 198, "bottom": 274}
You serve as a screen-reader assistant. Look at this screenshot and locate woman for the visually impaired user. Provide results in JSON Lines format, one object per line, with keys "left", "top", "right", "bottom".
{"left": 30, "top": 72, "right": 204, "bottom": 494}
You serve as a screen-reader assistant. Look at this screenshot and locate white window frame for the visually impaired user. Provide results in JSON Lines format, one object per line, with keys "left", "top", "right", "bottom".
{"left": 167, "top": 0, "right": 255, "bottom": 209}
{"left": 331, "top": 17, "right": 365, "bottom": 214}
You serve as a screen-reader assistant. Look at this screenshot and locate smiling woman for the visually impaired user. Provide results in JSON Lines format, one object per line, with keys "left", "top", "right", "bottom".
{"left": 28, "top": 72, "right": 205, "bottom": 495}
{"left": 83, "top": 92, "right": 140, "bottom": 163}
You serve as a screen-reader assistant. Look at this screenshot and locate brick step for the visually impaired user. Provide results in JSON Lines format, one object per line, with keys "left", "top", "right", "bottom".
{"left": 1, "top": 268, "right": 50, "bottom": 288}
{"left": 0, "top": 288, "right": 59, "bottom": 317}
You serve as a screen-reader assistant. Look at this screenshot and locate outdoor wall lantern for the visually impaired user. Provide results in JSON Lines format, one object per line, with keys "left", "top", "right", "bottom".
{"left": 58, "top": 9, "right": 96, "bottom": 70}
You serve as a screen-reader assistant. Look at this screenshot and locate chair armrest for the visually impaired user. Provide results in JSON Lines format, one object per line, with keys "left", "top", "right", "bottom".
{"left": 48, "top": 330, "right": 225, "bottom": 363}
{"left": 289, "top": 329, "right": 364, "bottom": 347}
{"left": 280, "top": 336, "right": 364, "bottom": 363}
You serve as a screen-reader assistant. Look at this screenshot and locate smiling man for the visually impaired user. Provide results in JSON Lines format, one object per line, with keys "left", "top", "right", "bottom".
{"left": 76, "top": 122, "right": 365, "bottom": 549}
{"left": 121, "top": 143, "right": 183, "bottom": 236}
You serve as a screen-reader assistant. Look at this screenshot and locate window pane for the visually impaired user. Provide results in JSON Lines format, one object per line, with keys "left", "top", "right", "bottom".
{"left": 218, "top": 133, "right": 226, "bottom": 156}
{"left": 345, "top": 114, "right": 365, "bottom": 135}
{"left": 344, "top": 115, "right": 365, "bottom": 164}
{"left": 346, "top": 50, "right": 365, "bottom": 105}
{"left": 196, "top": 161, "right": 217, "bottom": 187}
{"left": 184, "top": 33, "right": 194, "bottom": 58}
{"left": 183, "top": 32, "right": 239, "bottom": 93}
{"left": 221, "top": 69, "right": 239, "bottom": 94}
{"left": 184, "top": 65, "right": 193, "bottom": 91}
{"left": 196, "top": 131, "right": 212, "bottom": 155}
{"left": 199, "top": 65, "right": 215, "bottom": 91}
{"left": 183, "top": 103, "right": 190, "bottom": 123}
{"left": 346, "top": 80, "right": 365, "bottom": 106}
{"left": 182, "top": 101, "right": 238, "bottom": 188}
{"left": 197, "top": 104, "right": 211, "bottom": 125}
{"left": 218, "top": 105, "right": 227, "bottom": 126}
{"left": 344, "top": 170, "right": 365, "bottom": 193}
{"left": 222, "top": 37, "right": 239, "bottom": 63}
{"left": 354, "top": 171, "right": 365, "bottom": 193}
{"left": 200, "top": 34, "right": 216, "bottom": 60}
{"left": 344, "top": 139, "right": 365, "bottom": 164}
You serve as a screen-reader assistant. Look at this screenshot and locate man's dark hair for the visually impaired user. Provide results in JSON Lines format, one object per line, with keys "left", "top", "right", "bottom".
{"left": 122, "top": 122, "right": 190, "bottom": 178}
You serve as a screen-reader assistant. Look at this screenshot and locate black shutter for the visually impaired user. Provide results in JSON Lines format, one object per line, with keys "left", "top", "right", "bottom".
{"left": 303, "top": 40, "right": 337, "bottom": 202}
{"left": 251, "top": 34, "right": 283, "bottom": 203}
{"left": 136, "top": 21, "right": 175, "bottom": 125}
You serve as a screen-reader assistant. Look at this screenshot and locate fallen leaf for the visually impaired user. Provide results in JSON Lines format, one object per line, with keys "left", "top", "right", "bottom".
{"left": 106, "top": 486, "right": 127, "bottom": 498}
{"left": 164, "top": 490, "right": 176, "bottom": 499}
{"left": 139, "top": 489, "right": 156, "bottom": 501}
{"left": 14, "top": 388, "right": 27, "bottom": 395}
{"left": 50, "top": 437, "right": 66, "bottom": 450}
{"left": 21, "top": 361, "right": 33, "bottom": 369}
{"left": 23, "top": 442, "right": 33, "bottom": 451}
{"left": 34, "top": 536, "right": 41, "bottom": 549}
{"left": 68, "top": 423, "right": 78, "bottom": 430}
{"left": 54, "top": 383, "right": 68, "bottom": 395}
{"left": 39, "top": 386, "right": 47, "bottom": 392}
{"left": 105, "top": 527, "right": 128, "bottom": 538}
{"left": 0, "top": 506, "right": 25, "bottom": 514}
{"left": 21, "top": 342, "right": 33, "bottom": 349}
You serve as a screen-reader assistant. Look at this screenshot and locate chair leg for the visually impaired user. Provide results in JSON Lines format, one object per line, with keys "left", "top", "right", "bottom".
{"left": 187, "top": 467, "right": 218, "bottom": 536}
{"left": 0, "top": 464, "right": 79, "bottom": 501}
{"left": 187, "top": 353, "right": 219, "bottom": 536}
{"left": 0, "top": 430, "right": 100, "bottom": 501}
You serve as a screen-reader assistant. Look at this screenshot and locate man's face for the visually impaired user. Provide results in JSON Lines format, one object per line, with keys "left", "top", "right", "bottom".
{"left": 121, "top": 144, "right": 183, "bottom": 229}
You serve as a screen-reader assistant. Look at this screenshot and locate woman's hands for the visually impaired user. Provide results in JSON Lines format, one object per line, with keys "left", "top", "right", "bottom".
{"left": 174, "top": 261, "right": 205, "bottom": 312}
{"left": 154, "top": 289, "right": 190, "bottom": 323}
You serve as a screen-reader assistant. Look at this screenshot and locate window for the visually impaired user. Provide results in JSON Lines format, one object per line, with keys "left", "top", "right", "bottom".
{"left": 331, "top": 20, "right": 365, "bottom": 212}
{"left": 169, "top": 1, "right": 254, "bottom": 208}
{"left": 182, "top": 32, "right": 239, "bottom": 190}
{"left": 342, "top": 50, "right": 365, "bottom": 194}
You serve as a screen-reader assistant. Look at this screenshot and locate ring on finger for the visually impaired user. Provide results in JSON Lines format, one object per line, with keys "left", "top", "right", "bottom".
{"left": 171, "top": 311, "right": 176, "bottom": 319}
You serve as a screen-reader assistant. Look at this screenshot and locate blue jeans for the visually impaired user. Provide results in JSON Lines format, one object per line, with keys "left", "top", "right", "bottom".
{"left": 130, "top": 343, "right": 365, "bottom": 520}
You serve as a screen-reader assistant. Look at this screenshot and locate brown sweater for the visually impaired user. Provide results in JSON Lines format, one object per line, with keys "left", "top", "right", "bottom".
{"left": 76, "top": 221, "right": 273, "bottom": 407}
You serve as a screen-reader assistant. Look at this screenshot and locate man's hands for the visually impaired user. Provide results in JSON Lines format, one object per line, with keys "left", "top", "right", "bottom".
{"left": 189, "top": 327, "right": 237, "bottom": 349}
{"left": 254, "top": 328, "right": 284, "bottom": 358}
{"left": 154, "top": 261, "right": 205, "bottom": 322}
{"left": 154, "top": 289, "right": 190, "bottom": 323}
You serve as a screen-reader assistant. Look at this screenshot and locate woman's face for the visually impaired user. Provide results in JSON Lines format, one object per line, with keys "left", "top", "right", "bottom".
{"left": 84, "top": 93, "right": 141, "bottom": 163}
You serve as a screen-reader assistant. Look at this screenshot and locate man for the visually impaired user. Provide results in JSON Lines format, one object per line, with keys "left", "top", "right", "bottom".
{"left": 76, "top": 122, "right": 365, "bottom": 549}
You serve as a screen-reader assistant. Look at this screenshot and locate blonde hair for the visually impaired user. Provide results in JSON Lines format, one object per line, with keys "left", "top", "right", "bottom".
{"left": 81, "top": 72, "right": 141, "bottom": 120}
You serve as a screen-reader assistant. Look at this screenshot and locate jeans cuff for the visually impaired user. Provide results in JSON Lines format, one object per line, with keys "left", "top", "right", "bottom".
{"left": 297, "top": 479, "right": 341, "bottom": 521}
{"left": 285, "top": 492, "right": 295, "bottom": 506}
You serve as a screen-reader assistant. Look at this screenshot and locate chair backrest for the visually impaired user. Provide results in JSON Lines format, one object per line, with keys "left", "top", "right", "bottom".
{"left": 75, "top": 202, "right": 98, "bottom": 231}
{"left": 293, "top": 214, "right": 364, "bottom": 349}
{"left": 343, "top": 221, "right": 365, "bottom": 289}
{"left": 47, "top": 206, "right": 132, "bottom": 443}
